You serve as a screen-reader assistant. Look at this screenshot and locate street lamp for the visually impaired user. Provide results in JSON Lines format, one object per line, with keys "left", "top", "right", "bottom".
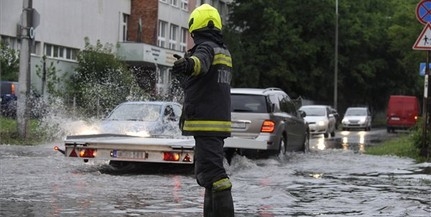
{"left": 334, "top": 0, "right": 339, "bottom": 110}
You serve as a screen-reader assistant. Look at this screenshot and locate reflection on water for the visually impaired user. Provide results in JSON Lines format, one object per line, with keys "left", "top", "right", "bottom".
{"left": 311, "top": 130, "right": 376, "bottom": 154}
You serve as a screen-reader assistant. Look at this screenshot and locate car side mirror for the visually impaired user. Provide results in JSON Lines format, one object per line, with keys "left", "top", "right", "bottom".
{"left": 299, "top": 110, "right": 306, "bottom": 118}
{"left": 271, "top": 103, "right": 276, "bottom": 112}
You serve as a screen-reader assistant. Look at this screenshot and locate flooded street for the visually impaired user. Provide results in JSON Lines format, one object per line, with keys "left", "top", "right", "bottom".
{"left": 1, "top": 131, "right": 430, "bottom": 217}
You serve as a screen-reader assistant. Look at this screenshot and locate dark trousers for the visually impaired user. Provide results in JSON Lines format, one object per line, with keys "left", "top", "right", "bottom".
{"left": 194, "top": 136, "right": 227, "bottom": 188}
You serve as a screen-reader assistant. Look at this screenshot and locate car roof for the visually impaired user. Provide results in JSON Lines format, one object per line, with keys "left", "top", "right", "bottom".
{"left": 118, "top": 101, "right": 181, "bottom": 106}
{"left": 300, "top": 105, "right": 328, "bottom": 108}
{"left": 231, "top": 87, "right": 285, "bottom": 95}
{"left": 346, "top": 107, "right": 368, "bottom": 110}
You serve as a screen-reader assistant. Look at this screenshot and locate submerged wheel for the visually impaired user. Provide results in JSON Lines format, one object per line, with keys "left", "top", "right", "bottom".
{"left": 278, "top": 136, "right": 287, "bottom": 156}
{"left": 109, "top": 160, "right": 133, "bottom": 170}
{"left": 301, "top": 129, "right": 310, "bottom": 153}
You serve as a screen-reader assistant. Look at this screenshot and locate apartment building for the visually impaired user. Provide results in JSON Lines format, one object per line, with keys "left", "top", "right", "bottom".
{"left": 0, "top": 0, "right": 231, "bottom": 97}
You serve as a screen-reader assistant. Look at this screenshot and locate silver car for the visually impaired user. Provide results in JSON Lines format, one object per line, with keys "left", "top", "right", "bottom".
{"left": 231, "top": 88, "right": 309, "bottom": 158}
{"left": 341, "top": 107, "right": 372, "bottom": 131}
{"left": 100, "top": 101, "right": 183, "bottom": 137}
{"left": 299, "top": 105, "right": 337, "bottom": 138}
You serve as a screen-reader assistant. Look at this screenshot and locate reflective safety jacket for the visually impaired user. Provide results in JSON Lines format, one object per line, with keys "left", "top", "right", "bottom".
{"left": 181, "top": 39, "right": 232, "bottom": 137}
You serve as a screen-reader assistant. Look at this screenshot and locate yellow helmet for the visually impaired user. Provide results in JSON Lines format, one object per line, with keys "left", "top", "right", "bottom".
{"left": 188, "top": 4, "right": 222, "bottom": 33}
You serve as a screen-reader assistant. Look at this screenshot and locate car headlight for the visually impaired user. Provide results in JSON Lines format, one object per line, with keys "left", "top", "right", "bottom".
{"left": 317, "top": 120, "right": 325, "bottom": 126}
{"left": 126, "top": 130, "right": 151, "bottom": 137}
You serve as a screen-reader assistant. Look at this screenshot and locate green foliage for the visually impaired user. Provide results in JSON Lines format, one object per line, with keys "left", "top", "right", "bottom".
{"left": 35, "top": 55, "right": 65, "bottom": 98}
{"left": 366, "top": 133, "right": 427, "bottom": 163}
{"left": 70, "top": 38, "right": 146, "bottom": 117}
{"left": 226, "top": 0, "right": 423, "bottom": 111}
{"left": 0, "top": 117, "right": 46, "bottom": 145}
{"left": 0, "top": 41, "right": 19, "bottom": 81}
{"left": 410, "top": 118, "right": 431, "bottom": 156}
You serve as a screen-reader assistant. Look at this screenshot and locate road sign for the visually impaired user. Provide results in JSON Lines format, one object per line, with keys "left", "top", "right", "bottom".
{"left": 413, "top": 23, "right": 431, "bottom": 50}
{"left": 416, "top": 0, "right": 431, "bottom": 24}
{"left": 419, "top": 62, "right": 431, "bottom": 76}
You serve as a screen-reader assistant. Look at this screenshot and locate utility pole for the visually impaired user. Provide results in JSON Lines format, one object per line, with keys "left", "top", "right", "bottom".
{"left": 334, "top": 0, "right": 339, "bottom": 110}
{"left": 17, "top": 0, "right": 33, "bottom": 138}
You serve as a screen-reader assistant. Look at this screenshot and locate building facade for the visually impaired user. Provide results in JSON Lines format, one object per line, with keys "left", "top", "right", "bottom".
{"left": 0, "top": 0, "right": 231, "bottom": 98}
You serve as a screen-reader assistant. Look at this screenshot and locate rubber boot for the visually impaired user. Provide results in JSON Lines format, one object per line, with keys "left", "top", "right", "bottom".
{"left": 211, "top": 178, "right": 234, "bottom": 217}
{"left": 203, "top": 188, "right": 212, "bottom": 217}
{"left": 212, "top": 188, "right": 234, "bottom": 217}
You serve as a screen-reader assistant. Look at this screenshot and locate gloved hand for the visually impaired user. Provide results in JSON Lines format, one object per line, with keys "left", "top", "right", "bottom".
{"left": 173, "top": 54, "right": 193, "bottom": 75}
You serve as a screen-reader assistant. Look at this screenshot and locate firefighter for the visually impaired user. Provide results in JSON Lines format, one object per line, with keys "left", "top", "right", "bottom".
{"left": 172, "top": 3, "right": 234, "bottom": 217}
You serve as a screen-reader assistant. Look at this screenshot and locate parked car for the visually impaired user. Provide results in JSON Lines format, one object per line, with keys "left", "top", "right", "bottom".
{"left": 386, "top": 95, "right": 420, "bottom": 133}
{"left": 230, "top": 87, "right": 309, "bottom": 158}
{"left": 100, "top": 101, "right": 183, "bottom": 137}
{"left": 299, "top": 105, "right": 336, "bottom": 138}
{"left": 1, "top": 81, "right": 18, "bottom": 117}
{"left": 329, "top": 106, "right": 340, "bottom": 129}
{"left": 341, "top": 107, "right": 372, "bottom": 131}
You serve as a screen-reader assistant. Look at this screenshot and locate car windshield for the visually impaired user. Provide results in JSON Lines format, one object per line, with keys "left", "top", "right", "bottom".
{"left": 301, "top": 107, "right": 325, "bottom": 116}
{"left": 345, "top": 108, "right": 366, "bottom": 116}
{"left": 106, "top": 104, "right": 162, "bottom": 121}
{"left": 231, "top": 94, "right": 267, "bottom": 113}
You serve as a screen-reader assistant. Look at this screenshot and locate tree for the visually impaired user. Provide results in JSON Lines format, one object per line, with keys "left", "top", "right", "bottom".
{"left": 70, "top": 38, "right": 145, "bottom": 117}
{"left": 225, "top": 0, "right": 423, "bottom": 112}
{"left": 0, "top": 41, "right": 19, "bottom": 81}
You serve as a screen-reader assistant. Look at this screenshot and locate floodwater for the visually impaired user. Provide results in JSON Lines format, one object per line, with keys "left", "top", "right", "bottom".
{"left": 1, "top": 134, "right": 430, "bottom": 217}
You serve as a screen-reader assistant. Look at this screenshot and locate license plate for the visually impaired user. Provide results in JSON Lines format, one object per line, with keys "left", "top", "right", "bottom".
{"left": 232, "top": 122, "right": 246, "bottom": 129}
{"left": 390, "top": 117, "right": 400, "bottom": 121}
{"left": 111, "top": 150, "right": 148, "bottom": 159}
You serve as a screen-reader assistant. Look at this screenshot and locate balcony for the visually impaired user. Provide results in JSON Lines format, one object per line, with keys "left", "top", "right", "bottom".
{"left": 117, "top": 42, "right": 184, "bottom": 67}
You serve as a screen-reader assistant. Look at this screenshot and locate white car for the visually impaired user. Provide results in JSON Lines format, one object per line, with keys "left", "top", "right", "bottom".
{"left": 299, "top": 105, "right": 336, "bottom": 138}
{"left": 341, "top": 107, "right": 372, "bottom": 131}
{"left": 100, "top": 101, "right": 183, "bottom": 137}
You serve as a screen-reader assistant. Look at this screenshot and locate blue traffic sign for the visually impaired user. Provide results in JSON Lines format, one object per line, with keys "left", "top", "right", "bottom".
{"left": 416, "top": 0, "right": 431, "bottom": 24}
{"left": 419, "top": 62, "right": 430, "bottom": 76}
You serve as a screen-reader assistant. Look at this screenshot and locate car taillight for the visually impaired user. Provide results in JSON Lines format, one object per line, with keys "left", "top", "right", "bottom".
{"left": 11, "top": 83, "right": 15, "bottom": 95}
{"left": 163, "top": 152, "right": 180, "bottom": 161}
{"left": 79, "top": 148, "right": 96, "bottom": 158}
{"left": 261, "top": 120, "right": 275, "bottom": 133}
{"left": 163, "top": 152, "right": 192, "bottom": 162}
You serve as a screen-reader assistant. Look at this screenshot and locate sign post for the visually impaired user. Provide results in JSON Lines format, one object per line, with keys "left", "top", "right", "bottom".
{"left": 414, "top": 0, "right": 431, "bottom": 159}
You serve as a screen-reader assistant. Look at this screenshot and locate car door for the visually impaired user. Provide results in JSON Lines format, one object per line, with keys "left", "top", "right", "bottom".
{"left": 278, "top": 94, "right": 304, "bottom": 149}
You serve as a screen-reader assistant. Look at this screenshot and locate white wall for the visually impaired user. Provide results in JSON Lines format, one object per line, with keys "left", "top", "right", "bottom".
{"left": 0, "top": 0, "right": 131, "bottom": 49}
{"left": 1, "top": 0, "right": 132, "bottom": 98}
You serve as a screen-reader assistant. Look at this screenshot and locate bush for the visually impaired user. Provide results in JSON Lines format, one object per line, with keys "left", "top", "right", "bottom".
{"left": 410, "top": 118, "right": 431, "bottom": 157}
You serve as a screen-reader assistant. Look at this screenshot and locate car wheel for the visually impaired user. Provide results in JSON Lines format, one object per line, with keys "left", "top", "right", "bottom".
{"left": 278, "top": 136, "right": 287, "bottom": 156}
{"left": 301, "top": 129, "right": 310, "bottom": 153}
{"left": 109, "top": 160, "right": 134, "bottom": 170}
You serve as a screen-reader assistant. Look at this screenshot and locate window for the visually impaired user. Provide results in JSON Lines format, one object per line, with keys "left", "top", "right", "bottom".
{"left": 45, "top": 44, "right": 52, "bottom": 56}
{"left": 180, "top": 28, "right": 187, "bottom": 52}
{"left": 181, "top": 0, "right": 188, "bottom": 11}
{"left": 53, "top": 46, "right": 59, "bottom": 57}
{"left": 158, "top": 20, "right": 167, "bottom": 48}
{"left": 169, "top": 24, "right": 178, "bottom": 50}
{"left": 66, "top": 48, "right": 78, "bottom": 60}
{"left": 170, "top": 0, "right": 178, "bottom": 7}
{"left": 58, "top": 47, "right": 64, "bottom": 58}
{"left": 44, "top": 43, "right": 78, "bottom": 60}
{"left": 122, "top": 13, "right": 129, "bottom": 42}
